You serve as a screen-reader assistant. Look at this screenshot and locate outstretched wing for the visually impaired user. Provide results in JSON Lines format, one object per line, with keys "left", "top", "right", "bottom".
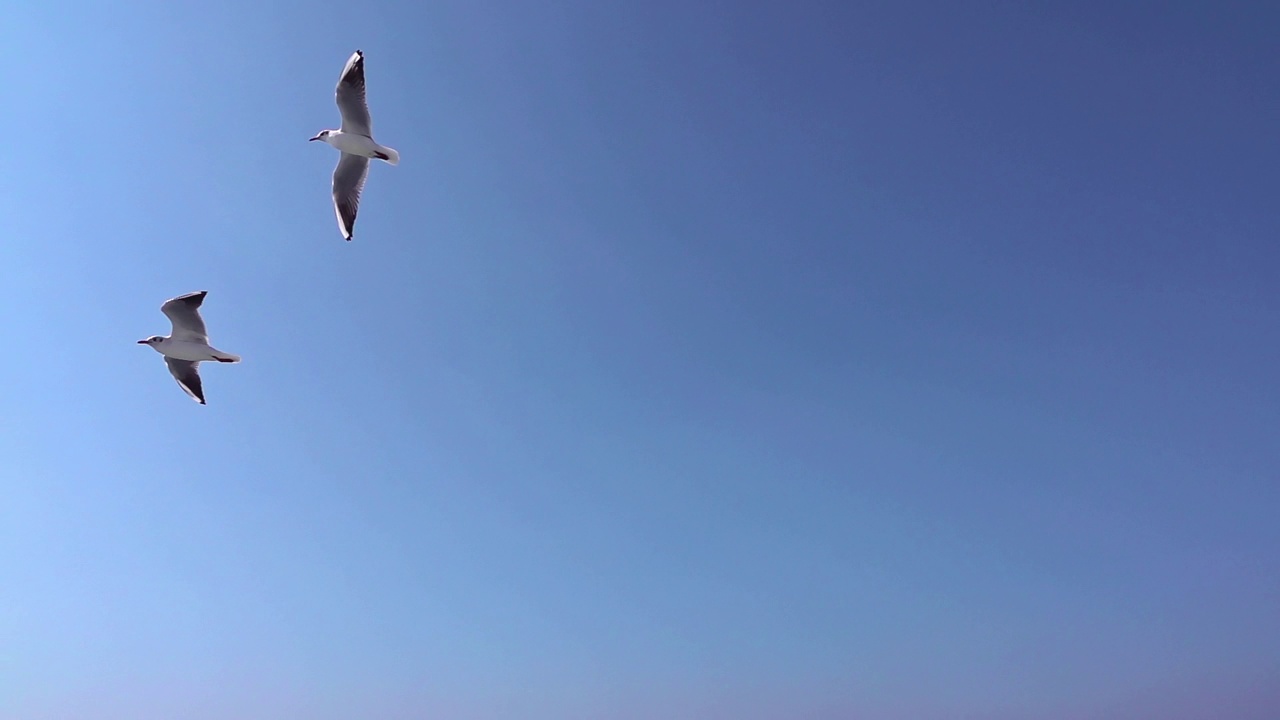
{"left": 165, "top": 358, "right": 206, "bottom": 405}
{"left": 161, "top": 291, "right": 209, "bottom": 342}
{"left": 332, "top": 152, "right": 370, "bottom": 241}
{"left": 336, "top": 49, "right": 372, "bottom": 136}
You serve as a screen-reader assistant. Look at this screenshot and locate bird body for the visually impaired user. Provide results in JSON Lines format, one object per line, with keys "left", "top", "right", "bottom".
{"left": 142, "top": 338, "right": 241, "bottom": 363}
{"left": 317, "top": 130, "right": 400, "bottom": 164}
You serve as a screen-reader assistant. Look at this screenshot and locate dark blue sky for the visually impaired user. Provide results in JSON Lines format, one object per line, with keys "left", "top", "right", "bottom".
{"left": 2, "top": 2, "right": 1277, "bottom": 718}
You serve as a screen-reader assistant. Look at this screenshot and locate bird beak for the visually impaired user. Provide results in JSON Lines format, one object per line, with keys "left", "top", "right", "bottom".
{"left": 137, "top": 339, "right": 149, "bottom": 344}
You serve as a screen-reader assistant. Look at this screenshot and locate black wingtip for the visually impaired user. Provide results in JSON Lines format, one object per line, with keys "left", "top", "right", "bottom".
{"left": 172, "top": 290, "right": 208, "bottom": 304}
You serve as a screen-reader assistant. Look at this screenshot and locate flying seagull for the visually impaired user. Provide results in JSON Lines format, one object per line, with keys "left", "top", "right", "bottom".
{"left": 310, "top": 49, "right": 400, "bottom": 241}
{"left": 138, "top": 291, "right": 241, "bottom": 405}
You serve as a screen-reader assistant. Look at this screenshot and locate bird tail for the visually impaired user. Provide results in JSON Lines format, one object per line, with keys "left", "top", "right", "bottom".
{"left": 377, "top": 145, "right": 400, "bottom": 166}
{"left": 213, "top": 351, "right": 241, "bottom": 363}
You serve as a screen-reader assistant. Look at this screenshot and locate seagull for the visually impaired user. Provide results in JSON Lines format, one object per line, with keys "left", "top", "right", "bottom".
{"left": 138, "top": 291, "right": 241, "bottom": 405}
{"left": 310, "top": 49, "right": 400, "bottom": 241}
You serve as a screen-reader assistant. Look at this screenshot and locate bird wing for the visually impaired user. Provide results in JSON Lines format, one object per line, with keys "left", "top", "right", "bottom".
{"left": 161, "top": 291, "right": 209, "bottom": 343}
{"left": 332, "top": 152, "right": 370, "bottom": 241}
{"left": 165, "top": 358, "right": 206, "bottom": 405}
{"left": 336, "top": 50, "right": 373, "bottom": 136}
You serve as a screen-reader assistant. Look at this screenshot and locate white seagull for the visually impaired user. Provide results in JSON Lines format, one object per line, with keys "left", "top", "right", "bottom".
{"left": 310, "top": 49, "right": 400, "bottom": 241}
{"left": 138, "top": 291, "right": 241, "bottom": 405}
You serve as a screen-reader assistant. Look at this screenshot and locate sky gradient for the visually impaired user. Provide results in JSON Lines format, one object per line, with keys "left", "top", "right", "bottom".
{"left": 2, "top": 1, "right": 1278, "bottom": 718}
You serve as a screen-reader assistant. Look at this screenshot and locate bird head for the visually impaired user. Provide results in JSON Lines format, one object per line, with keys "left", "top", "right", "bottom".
{"left": 137, "top": 336, "right": 165, "bottom": 347}
{"left": 309, "top": 130, "right": 332, "bottom": 142}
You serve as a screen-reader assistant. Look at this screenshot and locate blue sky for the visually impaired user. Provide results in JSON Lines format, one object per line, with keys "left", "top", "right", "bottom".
{"left": 2, "top": 1, "right": 1278, "bottom": 718}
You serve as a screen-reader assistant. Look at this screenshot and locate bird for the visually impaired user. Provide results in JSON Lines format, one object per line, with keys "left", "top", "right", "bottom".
{"left": 310, "top": 49, "right": 400, "bottom": 241}
{"left": 138, "top": 291, "right": 241, "bottom": 405}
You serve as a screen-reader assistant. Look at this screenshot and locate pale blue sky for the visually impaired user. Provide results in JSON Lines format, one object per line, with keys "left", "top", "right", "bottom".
{"left": 2, "top": 2, "right": 1278, "bottom": 718}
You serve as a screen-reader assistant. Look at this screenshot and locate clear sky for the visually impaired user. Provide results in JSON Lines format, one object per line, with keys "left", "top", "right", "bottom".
{"left": 2, "top": 1, "right": 1277, "bottom": 718}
